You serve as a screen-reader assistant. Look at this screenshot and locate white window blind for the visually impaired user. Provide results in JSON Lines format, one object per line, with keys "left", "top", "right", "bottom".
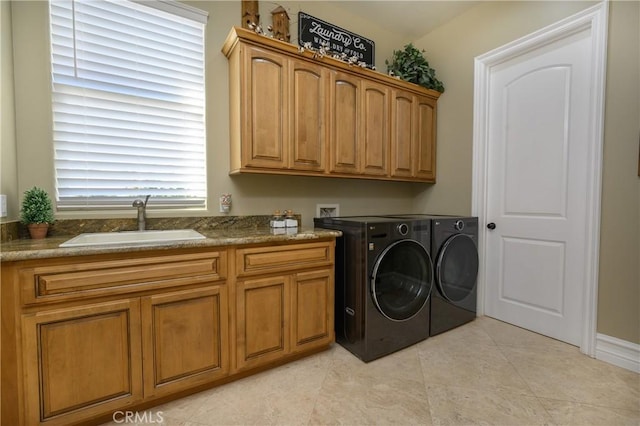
{"left": 49, "top": 0, "right": 208, "bottom": 209}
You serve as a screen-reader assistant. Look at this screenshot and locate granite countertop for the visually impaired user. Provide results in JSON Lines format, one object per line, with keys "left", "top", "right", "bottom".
{"left": 0, "top": 227, "right": 342, "bottom": 262}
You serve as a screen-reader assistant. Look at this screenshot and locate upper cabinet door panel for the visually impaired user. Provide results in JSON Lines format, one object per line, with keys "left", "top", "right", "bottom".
{"left": 290, "top": 60, "right": 326, "bottom": 172}
{"left": 362, "top": 81, "right": 389, "bottom": 176}
{"left": 242, "top": 46, "right": 288, "bottom": 168}
{"left": 414, "top": 96, "right": 437, "bottom": 180}
{"left": 390, "top": 91, "right": 415, "bottom": 178}
{"left": 329, "top": 71, "right": 360, "bottom": 174}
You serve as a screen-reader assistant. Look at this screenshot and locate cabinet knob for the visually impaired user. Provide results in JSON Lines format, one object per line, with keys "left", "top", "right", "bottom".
{"left": 487, "top": 222, "right": 496, "bottom": 230}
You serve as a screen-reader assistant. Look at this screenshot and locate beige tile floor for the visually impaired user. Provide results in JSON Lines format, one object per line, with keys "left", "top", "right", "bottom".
{"left": 102, "top": 316, "right": 639, "bottom": 426}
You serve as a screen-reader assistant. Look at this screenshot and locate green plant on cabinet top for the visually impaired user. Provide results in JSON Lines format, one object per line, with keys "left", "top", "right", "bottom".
{"left": 386, "top": 43, "right": 445, "bottom": 93}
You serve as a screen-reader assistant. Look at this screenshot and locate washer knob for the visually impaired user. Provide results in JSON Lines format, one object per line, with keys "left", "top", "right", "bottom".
{"left": 454, "top": 220, "right": 465, "bottom": 231}
{"left": 397, "top": 223, "right": 409, "bottom": 235}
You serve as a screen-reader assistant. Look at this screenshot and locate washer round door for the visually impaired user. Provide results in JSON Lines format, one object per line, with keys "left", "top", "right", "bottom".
{"left": 435, "top": 234, "right": 479, "bottom": 303}
{"left": 371, "top": 239, "right": 433, "bottom": 321}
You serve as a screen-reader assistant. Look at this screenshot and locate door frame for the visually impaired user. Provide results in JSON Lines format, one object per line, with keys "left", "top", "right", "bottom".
{"left": 471, "top": 2, "right": 608, "bottom": 356}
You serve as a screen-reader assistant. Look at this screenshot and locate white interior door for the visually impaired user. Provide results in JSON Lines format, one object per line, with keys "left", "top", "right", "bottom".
{"left": 482, "top": 23, "right": 600, "bottom": 346}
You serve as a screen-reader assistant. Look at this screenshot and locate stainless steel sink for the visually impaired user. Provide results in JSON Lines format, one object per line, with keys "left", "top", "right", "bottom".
{"left": 59, "top": 229, "right": 206, "bottom": 247}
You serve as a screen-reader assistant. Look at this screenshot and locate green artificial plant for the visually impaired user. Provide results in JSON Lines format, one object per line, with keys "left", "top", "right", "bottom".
{"left": 20, "top": 186, "right": 55, "bottom": 224}
{"left": 386, "top": 43, "right": 445, "bottom": 93}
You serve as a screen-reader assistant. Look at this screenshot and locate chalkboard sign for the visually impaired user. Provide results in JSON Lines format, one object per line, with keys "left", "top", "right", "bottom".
{"left": 298, "top": 12, "right": 375, "bottom": 69}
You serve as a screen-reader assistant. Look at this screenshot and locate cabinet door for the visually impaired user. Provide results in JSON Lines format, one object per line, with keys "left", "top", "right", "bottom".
{"left": 390, "top": 90, "right": 415, "bottom": 178}
{"left": 22, "top": 299, "right": 143, "bottom": 425}
{"left": 329, "top": 71, "right": 361, "bottom": 174}
{"left": 414, "top": 95, "right": 437, "bottom": 181}
{"left": 242, "top": 45, "right": 288, "bottom": 169}
{"left": 361, "top": 80, "right": 390, "bottom": 176}
{"left": 290, "top": 59, "right": 327, "bottom": 172}
{"left": 291, "top": 269, "right": 334, "bottom": 353}
{"left": 236, "top": 275, "right": 291, "bottom": 370}
{"left": 141, "top": 285, "right": 229, "bottom": 397}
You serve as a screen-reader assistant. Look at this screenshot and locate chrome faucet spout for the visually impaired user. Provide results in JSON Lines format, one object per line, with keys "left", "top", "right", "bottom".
{"left": 132, "top": 195, "right": 151, "bottom": 231}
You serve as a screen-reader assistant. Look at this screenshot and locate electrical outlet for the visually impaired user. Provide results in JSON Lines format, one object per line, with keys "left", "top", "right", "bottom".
{"left": 316, "top": 203, "right": 339, "bottom": 218}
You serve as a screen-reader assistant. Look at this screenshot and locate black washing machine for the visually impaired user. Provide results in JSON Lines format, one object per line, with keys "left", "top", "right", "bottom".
{"left": 385, "top": 215, "right": 479, "bottom": 336}
{"left": 314, "top": 216, "right": 433, "bottom": 362}
{"left": 430, "top": 216, "right": 479, "bottom": 335}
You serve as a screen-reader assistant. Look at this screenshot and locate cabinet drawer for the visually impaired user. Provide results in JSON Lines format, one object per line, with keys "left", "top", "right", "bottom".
{"left": 236, "top": 242, "right": 333, "bottom": 276}
{"left": 20, "top": 251, "right": 227, "bottom": 305}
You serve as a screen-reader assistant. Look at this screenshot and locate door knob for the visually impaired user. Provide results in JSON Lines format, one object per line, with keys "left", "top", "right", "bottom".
{"left": 487, "top": 222, "right": 496, "bottom": 230}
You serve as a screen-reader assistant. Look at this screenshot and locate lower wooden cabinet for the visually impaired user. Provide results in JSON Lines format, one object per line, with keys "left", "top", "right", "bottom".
{"left": 236, "top": 275, "right": 291, "bottom": 370}
{"left": 292, "top": 269, "right": 334, "bottom": 352}
{"left": 141, "top": 285, "right": 229, "bottom": 397}
{"left": 236, "top": 268, "right": 334, "bottom": 370}
{"left": 235, "top": 242, "right": 335, "bottom": 371}
{"left": 2, "top": 240, "right": 335, "bottom": 425}
{"left": 21, "top": 299, "right": 144, "bottom": 425}
{"left": 20, "top": 286, "right": 230, "bottom": 425}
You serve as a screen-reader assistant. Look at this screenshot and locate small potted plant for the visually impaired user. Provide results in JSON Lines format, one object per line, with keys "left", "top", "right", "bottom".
{"left": 386, "top": 43, "right": 445, "bottom": 93}
{"left": 20, "top": 186, "right": 55, "bottom": 239}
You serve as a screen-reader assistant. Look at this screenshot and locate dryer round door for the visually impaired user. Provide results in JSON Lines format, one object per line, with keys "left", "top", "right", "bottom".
{"left": 435, "top": 234, "right": 479, "bottom": 303}
{"left": 371, "top": 239, "right": 433, "bottom": 321}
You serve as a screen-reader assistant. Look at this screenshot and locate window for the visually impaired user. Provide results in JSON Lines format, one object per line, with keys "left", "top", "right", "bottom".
{"left": 49, "top": 0, "right": 208, "bottom": 209}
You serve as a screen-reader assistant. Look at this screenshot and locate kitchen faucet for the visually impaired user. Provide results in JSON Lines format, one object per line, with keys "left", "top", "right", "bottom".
{"left": 132, "top": 195, "right": 151, "bottom": 231}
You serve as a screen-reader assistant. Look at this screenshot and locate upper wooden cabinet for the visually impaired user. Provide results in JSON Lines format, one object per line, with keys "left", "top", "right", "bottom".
{"left": 414, "top": 95, "right": 438, "bottom": 180}
{"left": 390, "top": 90, "right": 437, "bottom": 180}
{"left": 238, "top": 46, "right": 288, "bottom": 169}
{"left": 291, "top": 58, "right": 327, "bottom": 172}
{"left": 231, "top": 44, "right": 327, "bottom": 173}
{"left": 361, "top": 79, "right": 390, "bottom": 176}
{"left": 223, "top": 27, "right": 441, "bottom": 183}
{"left": 329, "top": 71, "right": 360, "bottom": 174}
{"left": 328, "top": 74, "right": 390, "bottom": 176}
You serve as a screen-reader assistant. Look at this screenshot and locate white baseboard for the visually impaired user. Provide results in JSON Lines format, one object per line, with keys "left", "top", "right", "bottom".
{"left": 595, "top": 333, "right": 640, "bottom": 373}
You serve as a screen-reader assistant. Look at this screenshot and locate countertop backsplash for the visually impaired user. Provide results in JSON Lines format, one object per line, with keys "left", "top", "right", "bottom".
{"left": 0, "top": 221, "right": 19, "bottom": 242}
{"left": 1, "top": 214, "right": 303, "bottom": 243}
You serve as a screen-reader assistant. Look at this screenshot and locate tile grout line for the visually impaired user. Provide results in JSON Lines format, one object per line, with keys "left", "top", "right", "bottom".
{"left": 483, "top": 325, "right": 570, "bottom": 424}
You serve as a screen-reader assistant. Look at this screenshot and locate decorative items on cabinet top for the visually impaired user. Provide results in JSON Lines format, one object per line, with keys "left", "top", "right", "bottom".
{"left": 222, "top": 26, "right": 442, "bottom": 99}
{"left": 222, "top": 26, "right": 441, "bottom": 184}
{"left": 297, "top": 12, "right": 376, "bottom": 70}
{"left": 386, "top": 43, "right": 445, "bottom": 93}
